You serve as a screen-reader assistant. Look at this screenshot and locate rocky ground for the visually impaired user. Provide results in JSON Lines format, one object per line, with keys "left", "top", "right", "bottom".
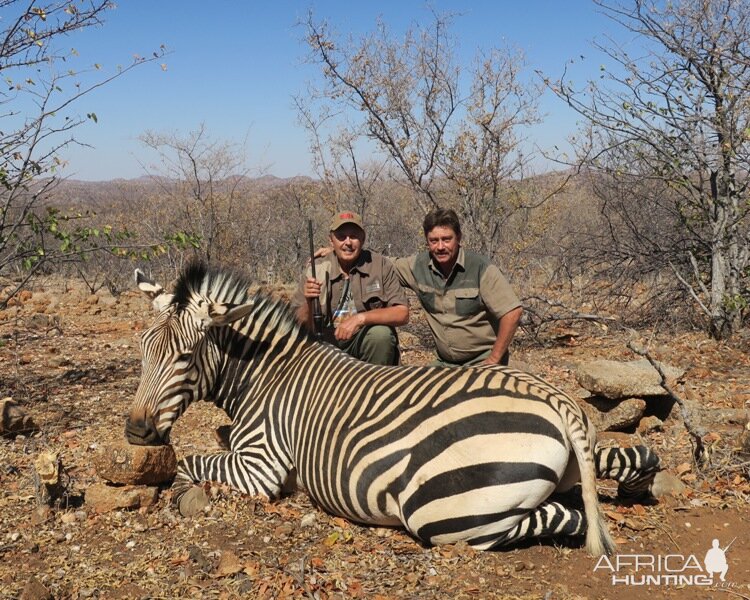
{"left": 1, "top": 276, "right": 749, "bottom": 600}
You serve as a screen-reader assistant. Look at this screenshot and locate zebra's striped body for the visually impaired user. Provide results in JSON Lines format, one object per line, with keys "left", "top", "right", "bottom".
{"left": 126, "top": 263, "right": 655, "bottom": 555}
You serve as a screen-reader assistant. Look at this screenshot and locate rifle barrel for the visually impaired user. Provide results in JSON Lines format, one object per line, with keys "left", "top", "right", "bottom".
{"left": 308, "top": 219, "right": 317, "bottom": 280}
{"left": 307, "top": 219, "right": 323, "bottom": 339}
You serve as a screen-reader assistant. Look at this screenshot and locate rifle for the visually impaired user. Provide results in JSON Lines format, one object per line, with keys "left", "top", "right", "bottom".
{"left": 308, "top": 219, "right": 324, "bottom": 339}
{"left": 723, "top": 537, "right": 737, "bottom": 553}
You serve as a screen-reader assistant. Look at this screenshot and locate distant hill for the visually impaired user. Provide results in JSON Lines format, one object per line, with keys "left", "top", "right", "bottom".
{"left": 46, "top": 174, "right": 317, "bottom": 209}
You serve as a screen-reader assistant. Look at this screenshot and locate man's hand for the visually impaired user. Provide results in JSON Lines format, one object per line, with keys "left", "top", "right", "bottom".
{"left": 303, "top": 277, "right": 322, "bottom": 301}
{"left": 335, "top": 313, "right": 365, "bottom": 341}
{"left": 308, "top": 246, "right": 333, "bottom": 263}
{"left": 482, "top": 306, "right": 522, "bottom": 366}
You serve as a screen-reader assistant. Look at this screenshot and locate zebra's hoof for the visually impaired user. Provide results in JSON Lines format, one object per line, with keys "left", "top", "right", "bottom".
{"left": 178, "top": 486, "right": 210, "bottom": 517}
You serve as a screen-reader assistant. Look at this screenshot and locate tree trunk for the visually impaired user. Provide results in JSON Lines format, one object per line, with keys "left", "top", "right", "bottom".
{"left": 710, "top": 243, "right": 730, "bottom": 340}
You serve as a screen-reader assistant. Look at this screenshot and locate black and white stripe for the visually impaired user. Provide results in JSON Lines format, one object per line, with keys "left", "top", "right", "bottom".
{"left": 126, "top": 262, "right": 658, "bottom": 555}
{"left": 595, "top": 445, "right": 661, "bottom": 499}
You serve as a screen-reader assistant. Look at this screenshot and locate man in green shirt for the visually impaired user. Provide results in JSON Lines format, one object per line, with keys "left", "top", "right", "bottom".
{"left": 393, "top": 208, "right": 522, "bottom": 367}
{"left": 292, "top": 210, "right": 409, "bottom": 366}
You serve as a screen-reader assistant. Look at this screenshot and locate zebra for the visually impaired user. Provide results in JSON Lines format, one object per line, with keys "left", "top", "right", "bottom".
{"left": 595, "top": 444, "right": 660, "bottom": 499}
{"left": 125, "top": 261, "right": 658, "bottom": 555}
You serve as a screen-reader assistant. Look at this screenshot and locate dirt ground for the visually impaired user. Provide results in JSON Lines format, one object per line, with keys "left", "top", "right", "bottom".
{"left": 1, "top": 277, "right": 749, "bottom": 600}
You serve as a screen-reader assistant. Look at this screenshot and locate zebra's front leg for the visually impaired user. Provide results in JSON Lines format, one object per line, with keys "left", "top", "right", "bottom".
{"left": 172, "top": 450, "right": 289, "bottom": 516}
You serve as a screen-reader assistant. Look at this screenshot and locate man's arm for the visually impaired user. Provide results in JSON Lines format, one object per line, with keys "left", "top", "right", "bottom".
{"left": 336, "top": 256, "right": 409, "bottom": 341}
{"left": 316, "top": 247, "right": 417, "bottom": 289}
{"left": 335, "top": 304, "right": 409, "bottom": 341}
{"left": 482, "top": 306, "right": 523, "bottom": 365}
{"left": 391, "top": 255, "right": 417, "bottom": 291}
{"left": 478, "top": 263, "right": 523, "bottom": 366}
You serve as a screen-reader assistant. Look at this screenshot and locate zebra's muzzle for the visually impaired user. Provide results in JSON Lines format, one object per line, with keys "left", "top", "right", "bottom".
{"left": 125, "top": 408, "right": 166, "bottom": 446}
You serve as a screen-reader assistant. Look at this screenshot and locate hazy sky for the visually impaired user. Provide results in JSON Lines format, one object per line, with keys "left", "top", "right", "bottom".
{"left": 53, "top": 1, "right": 621, "bottom": 181}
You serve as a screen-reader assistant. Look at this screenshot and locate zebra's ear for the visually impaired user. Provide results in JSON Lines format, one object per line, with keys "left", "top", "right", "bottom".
{"left": 135, "top": 269, "right": 174, "bottom": 312}
{"left": 194, "top": 300, "right": 255, "bottom": 329}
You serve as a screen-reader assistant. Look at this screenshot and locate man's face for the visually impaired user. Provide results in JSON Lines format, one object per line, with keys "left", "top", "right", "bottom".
{"left": 330, "top": 224, "right": 365, "bottom": 266}
{"left": 426, "top": 225, "right": 461, "bottom": 271}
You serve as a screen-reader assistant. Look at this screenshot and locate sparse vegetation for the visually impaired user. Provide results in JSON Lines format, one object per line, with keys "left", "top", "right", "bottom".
{"left": 1, "top": 3, "right": 749, "bottom": 597}
{"left": 547, "top": 0, "right": 750, "bottom": 340}
{"left": 0, "top": 0, "right": 165, "bottom": 307}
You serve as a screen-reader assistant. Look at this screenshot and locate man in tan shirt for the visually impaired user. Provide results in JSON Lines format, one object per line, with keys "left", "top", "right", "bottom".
{"left": 393, "top": 208, "right": 522, "bottom": 366}
{"left": 292, "top": 211, "right": 409, "bottom": 365}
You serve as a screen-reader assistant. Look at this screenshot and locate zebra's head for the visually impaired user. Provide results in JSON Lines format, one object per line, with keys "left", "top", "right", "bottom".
{"left": 125, "top": 262, "right": 255, "bottom": 446}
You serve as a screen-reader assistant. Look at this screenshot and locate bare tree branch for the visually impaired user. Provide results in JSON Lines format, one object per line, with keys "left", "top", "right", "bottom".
{"left": 627, "top": 341, "right": 708, "bottom": 466}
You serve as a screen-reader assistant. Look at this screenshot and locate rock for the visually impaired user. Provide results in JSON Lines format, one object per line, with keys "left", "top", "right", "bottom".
{"left": 59, "top": 512, "right": 78, "bottom": 525}
{"left": 34, "top": 451, "right": 61, "bottom": 486}
{"left": 583, "top": 397, "right": 647, "bottom": 431}
{"left": 30, "top": 506, "right": 52, "bottom": 526}
{"left": 27, "top": 313, "right": 54, "bottom": 330}
{"left": 215, "top": 550, "right": 244, "bottom": 577}
{"left": 178, "top": 486, "right": 210, "bottom": 517}
{"left": 699, "top": 407, "right": 749, "bottom": 426}
{"left": 84, "top": 482, "right": 159, "bottom": 514}
{"left": 595, "top": 431, "right": 642, "bottom": 447}
{"left": 737, "top": 419, "right": 750, "bottom": 456}
{"left": 93, "top": 440, "right": 177, "bottom": 485}
{"left": 649, "top": 470, "right": 686, "bottom": 498}
{"left": 20, "top": 578, "right": 53, "bottom": 600}
{"left": 33, "top": 451, "right": 66, "bottom": 505}
{"left": 274, "top": 523, "right": 294, "bottom": 538}
{"left": 300, "top": 512, "right": 317, "bottom": 528}
{"left": 0, "top": 398, "right": 38, "bottom": 437}
{"left": 576, "top": 359, "right": 685, "bottom": 399}
{"left": 508, "top": 358, "right": 535, "bottom": 374}
{"left": 99, "top": 294, "right": 118, "bottom": 307}
{"left": 638, "top": 415, "right": 664, "bottom": 434}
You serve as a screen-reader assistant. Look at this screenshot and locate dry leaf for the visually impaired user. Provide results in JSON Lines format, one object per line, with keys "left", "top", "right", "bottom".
{"left": 169, "top": 552, "right": 190, "bottom": 566}
{"left": 215, "top": 550, "right": 244, "bottom": 577}
{"left": 613, "top": 536, "right": 629, "bottom": 545}
{"left": 605, "top": 510, "right": 626, "bottom": 524}
{"left": 324, "top": 531, "right": 340, "bottom": 547}
{"left": 243, "top": 560, "right": 260, "bottom": 577}
{"left": 624, "top": 518, "right": 654, "bottom": 531}
{"left": 331, "top": 516, "right": 351, "bottom": 529}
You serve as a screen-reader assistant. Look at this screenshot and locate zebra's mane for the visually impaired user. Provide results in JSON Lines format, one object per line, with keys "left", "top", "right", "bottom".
{"left": 172, "top": 260, "right": 306, "bottom": 338}
{"left": 173, "top": 261, "right": 252, "bottom": 307}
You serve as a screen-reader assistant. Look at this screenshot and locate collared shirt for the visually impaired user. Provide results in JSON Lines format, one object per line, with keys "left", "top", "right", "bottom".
{"left": 393, "top": 247, "right": 520, "bottom": 363}
{"left": 292, "top": 249, "right": 408, "bottom": 340}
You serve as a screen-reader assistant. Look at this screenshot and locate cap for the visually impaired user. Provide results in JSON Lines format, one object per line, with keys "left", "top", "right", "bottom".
{"left": 329, "top": 210, "right": 364, "bottom": 232}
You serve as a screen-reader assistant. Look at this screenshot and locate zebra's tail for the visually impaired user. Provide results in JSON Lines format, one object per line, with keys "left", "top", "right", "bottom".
{"left": 567, "top": 414, "right": 616, "bottom": 557}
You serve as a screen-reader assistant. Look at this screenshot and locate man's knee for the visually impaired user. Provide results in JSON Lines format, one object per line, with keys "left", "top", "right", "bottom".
{"left": 363, "top": 325, "right": 394, "bottom": 345}
{"left": 358, "top": 325, "right": 398, "bottom": 365}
